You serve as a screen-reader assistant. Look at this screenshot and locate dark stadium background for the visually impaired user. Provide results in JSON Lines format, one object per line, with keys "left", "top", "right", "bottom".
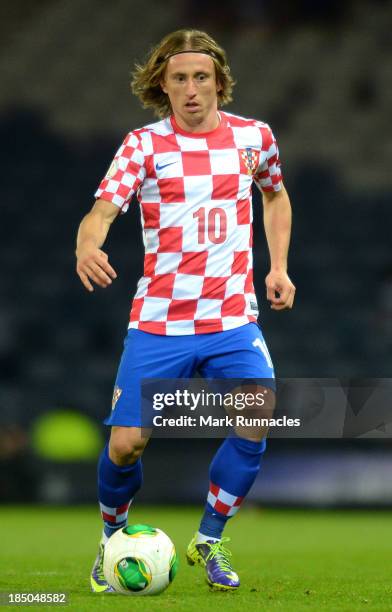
{"left": 1, "top": 0, "right": 391, "bottom": 508}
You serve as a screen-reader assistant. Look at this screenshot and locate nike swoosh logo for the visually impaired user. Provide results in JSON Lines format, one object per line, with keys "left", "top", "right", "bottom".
{"left": 156, "top": 161, "right": 177, "bottom": 171}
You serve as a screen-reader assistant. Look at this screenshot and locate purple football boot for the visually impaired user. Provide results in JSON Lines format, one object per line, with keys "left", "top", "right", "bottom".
{"left": 90, "top": 541, "right": 115, "bottom": 593}
{"left": 186, "top": 535, "right": 240, "bottom": 590}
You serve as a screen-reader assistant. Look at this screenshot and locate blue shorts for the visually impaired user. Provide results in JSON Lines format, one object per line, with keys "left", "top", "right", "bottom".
{"left": 105, "top": 322, "right": 275, "bottom": 427}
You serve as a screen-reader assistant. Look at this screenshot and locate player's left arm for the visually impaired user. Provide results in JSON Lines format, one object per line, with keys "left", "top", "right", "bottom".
{"left": 262, "top": 183, "right": 296, "bottom": 310}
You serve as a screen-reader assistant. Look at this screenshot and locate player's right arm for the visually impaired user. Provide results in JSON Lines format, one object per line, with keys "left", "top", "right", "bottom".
{"left": 75, "top": 198, "right": 119, "bottom": 292}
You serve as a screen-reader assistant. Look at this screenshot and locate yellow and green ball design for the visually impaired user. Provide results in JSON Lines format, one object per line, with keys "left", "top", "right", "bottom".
{"left": 115, "top": 556, "right": 152, "bottom": 592}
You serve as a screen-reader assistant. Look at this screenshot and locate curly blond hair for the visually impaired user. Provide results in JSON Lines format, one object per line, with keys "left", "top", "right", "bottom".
{"left": 131, "top": 29, "right": 235, "bottom": 118}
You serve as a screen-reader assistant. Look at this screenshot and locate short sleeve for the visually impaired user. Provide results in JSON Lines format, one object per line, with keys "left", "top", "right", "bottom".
{"left": 94, "top": 132, "right": 146, "bottom": 213}
{"left": 253, "top": 125, "right": 282, "bottom": 193}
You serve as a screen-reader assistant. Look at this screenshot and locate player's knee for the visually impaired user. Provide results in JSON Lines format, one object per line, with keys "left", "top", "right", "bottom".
{"left": 109, "top": 439, "right": 146, "bottom": 465}
{"left": 232, "top": 385, "right": 276, "bottom": 441}
{"left": 109, "top": 427, "right": 148, "bottom": 465}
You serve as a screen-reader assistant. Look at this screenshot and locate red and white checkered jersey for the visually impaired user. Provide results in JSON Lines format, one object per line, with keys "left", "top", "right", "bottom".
{"left": 95, "top": 111, "right": 282, "bottom": 335}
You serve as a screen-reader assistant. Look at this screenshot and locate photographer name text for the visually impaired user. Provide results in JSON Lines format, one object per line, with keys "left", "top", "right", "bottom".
{"left": 152, "top": 415, "right": 301, "bottom": 428}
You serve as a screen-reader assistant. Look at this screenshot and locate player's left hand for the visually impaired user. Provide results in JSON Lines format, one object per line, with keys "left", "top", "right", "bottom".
{"left": 265, "top": 270, "right": 296, "bottom": 310}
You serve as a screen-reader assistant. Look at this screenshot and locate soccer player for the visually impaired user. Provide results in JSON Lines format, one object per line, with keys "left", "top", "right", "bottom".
{"left": 76, "top": 29, "right": 295, "bottom": 592}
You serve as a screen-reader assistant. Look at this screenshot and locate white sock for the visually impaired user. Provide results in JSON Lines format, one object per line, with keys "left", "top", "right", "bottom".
{"left": 196, "top": 531, "right": 220, "bottom": 544}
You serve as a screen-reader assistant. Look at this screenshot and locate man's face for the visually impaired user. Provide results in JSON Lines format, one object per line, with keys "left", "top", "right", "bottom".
{"left": 161, "top": 53, "right": 221, "bottom": 127}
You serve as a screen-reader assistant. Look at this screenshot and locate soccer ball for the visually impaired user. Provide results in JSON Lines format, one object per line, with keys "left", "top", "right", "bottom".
{"left": 103, "top": 524, "right": 178, "bottom": 595}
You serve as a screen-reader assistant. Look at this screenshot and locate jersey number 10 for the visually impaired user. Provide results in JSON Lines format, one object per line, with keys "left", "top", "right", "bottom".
{"left": 193, "top": 207, "right": 227, "bottom": 244}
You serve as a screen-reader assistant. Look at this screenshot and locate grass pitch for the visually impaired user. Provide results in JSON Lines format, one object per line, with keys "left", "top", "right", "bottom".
{"left": 0, "top": 506, "right": 391, "bottom": 611}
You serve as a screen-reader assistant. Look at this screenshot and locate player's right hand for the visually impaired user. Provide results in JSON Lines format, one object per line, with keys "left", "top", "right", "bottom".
{"left": 76, "top": 246, "right": 117, "bottom": 292}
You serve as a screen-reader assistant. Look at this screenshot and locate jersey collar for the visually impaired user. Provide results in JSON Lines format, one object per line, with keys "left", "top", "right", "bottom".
{"left": 170, "top": 112, "right": 226, "bottom": 138}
